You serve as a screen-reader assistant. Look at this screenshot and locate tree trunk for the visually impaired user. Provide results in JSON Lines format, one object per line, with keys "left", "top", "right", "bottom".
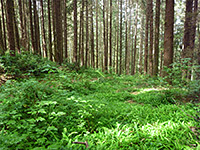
{"left": 144, "top": 1, "right": 150, "bottom": 74}
{"left": 40, "top": 0, "right": 48, "bottom": 58}
{"left": 132, "top": 4, "right": 138, "bottom": 75}
{"left": 73, "top": 0, "right": 77, "bottom": 63}
{"left": 163, "top": 0, "right": 174, "bottom": 84}
{"left": 153, "top": 0, "right": 160, "bottom": 76}
{"left": 85, "top": 0, "right": 89, "bottom": 67}
{"left": 109, "top": 0, "right": 112, "bottom": 70}
{"left": 48, "top": 0, "right": 53, "bottom": 61}
{"left": 54, "top": 0, "right": 63, "bottom": 64}
{"left": 96, "top": 0, "right": 98, "bottom": 68}
{"left": 6, "top": 0, "right": 15, "bottom": 56}
{"left": 116, "top": 0, "right": 119, "bottom": 74}
{"left": 0, "top": 13, "right": 4, "bottom": 54}
{"left": 1, "top": 0, "right": 7, "bottom": 51}
{"left": 149, "top": 0, "right": 153, "bottom": 75}
{"left": 139, "top": 15, "right": 144, "bottom": 74}
{"left": 125, "top": 0, "right": 129, "bottom": 75}
{"left": 18, "top": 0, "right": 26, "bottom": 49}
{"left": 33, "top": 0, "right": 39, "bottom": 54}
{"left": 91, "top": 2, "right": 95, "bottom": 68}
{"left": 29, "top": 0, "right": 35, "bottom": 53}
{"left": 119, "top": 0, "right": 123, "bottom": 75}
{"left": 81, "top": 0, "right": 85, "bottom": 66}
{"left": 64, "top": 0, "right": 68, "bottom": 59}
{"left": 14, "top": 10, "right": 20, "bottom": 52}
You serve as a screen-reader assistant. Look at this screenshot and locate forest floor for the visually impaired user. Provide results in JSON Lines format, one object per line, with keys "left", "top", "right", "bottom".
{"left": 0, "top": 53, "right": 200, "bottom": 149}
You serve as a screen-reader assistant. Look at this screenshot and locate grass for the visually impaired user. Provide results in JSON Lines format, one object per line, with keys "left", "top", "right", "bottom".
{"left": 0, "top": 54, "right": 200, "bottom": 149}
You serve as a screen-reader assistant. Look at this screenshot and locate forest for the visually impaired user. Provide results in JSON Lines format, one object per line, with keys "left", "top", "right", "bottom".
{"left": 0, "top": 0, "right": 200, "bottom": 149}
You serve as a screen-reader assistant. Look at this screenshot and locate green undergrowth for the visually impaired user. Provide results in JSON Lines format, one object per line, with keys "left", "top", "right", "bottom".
{"left": 0, "top": 54, "right": 200, "bottom": 149}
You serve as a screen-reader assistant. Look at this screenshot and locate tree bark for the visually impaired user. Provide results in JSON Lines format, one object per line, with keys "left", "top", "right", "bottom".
{"left": 48, "top": 0, "right": 53, "bottom": 61}
{"left": 109, "top": 0, "right": 112, "bottom": 70}
{"left": 139, "top": 15, "right": 144, "bottom": 74}
{"left": 85, "top": 0, "right": 89, "bottom": 67}
{"left": 163, "top": 0, "right": 174, "bottom": 83}
{"left": 91, "top": 2, "right": 95, "bottom": 68}
{"left": 125, "top": 0, "right": 129, "bottom": 75}
{"left": 64, "top": 0, "right": 68, "bottom": 59}
{"left": 1, "top": 0, "right": 7, "bottom": 51}
{"left": 153, "top": 0, "right": 160, "bottom": 76}
{"left": 81, "top": 0, "right": 85, "bottom": 66}
{"left": 119, "top": 0, "right": 123, "bottom": 75}
{"left": 73, "top": 0, "right": 77, "bottom": 63}
{"left": 149, "top": 0, "right": 154, "bottom": 75}
{"left": 96, "top": 0, "right": 98, "bottom": 68}
{"left": 0, "top": 13, "right": 4, "bottom": 54}
{"left": 6, "top": 0, "right": 15, "bottom": 56}
{"left": 40, "top": 0, "right": 48, "bottom": 58}
{"left": 54, "top": 0, "right": 63, "bottom": 64}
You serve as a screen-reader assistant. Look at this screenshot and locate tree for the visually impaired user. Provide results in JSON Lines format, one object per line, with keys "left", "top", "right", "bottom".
{"left": 139, "top": 15, "right": 144, "bottom": 73}
{"left": 119, "top": 0, "right": 123, "bottom": 75}
{"left": 153, "top": 0, "right": 160, "bottom": 76}
{"left": 1, "top": 0, "right": 7, "bottom": 51}
{"left": 6, "top": 0, "right": 15, "bottom": 56}
{"left": 0, "top": 13, "right": 4, "bottom": 54}
{"left": 54, "top": 0, "right": 63, "bottom": 64}
{"left": 149, "top": 0, "right": 153, "bottom": 75}
{"left": 96, "top": 0, "right": 99, "bottom": 68}
{"left": 64, "top": 0, "right": 68, "bottom": 59}
{"left": 73, "top": 0, "right": 77, "bottom": 63}
{"left": 109, "top": 0, "right": 112, "bottom": 70}
{"left": 144, "top": 0, "right": 150, "bottom": 74}
{"left": 90, "top": 1, "right": 95, "bottom": 68}
{"left": 85, "top": 0, "right": 89, "bottom": 67}
{"left": 163, "top": 0, "right": 174, "bottom": 83}
{"left": 40, "top": 0, "right": 48, "bottom": 58}
{"left": 48, "top": 0, "right": 53, "bottom": 61}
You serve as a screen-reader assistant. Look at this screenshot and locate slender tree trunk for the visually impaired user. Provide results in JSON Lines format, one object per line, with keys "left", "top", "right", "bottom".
{"left": 132, "top": 4, "right": 138, "bottom": 75}
{"left": 96, "top": 0, "right": 98, "bottom": 68}
{"left": 163, "top": 0, "right": 174, "bottom": 83}
{"left": 0, "top": 13, "right": 4, "bottom": 54}
{"left": 119, "top": 0, "right": 123, "bottom": 75}
{"left": 149, "top": 0, "right": 154, "bottom": 75}
{"left": 18, "top": 0, "right": 26, "bottom": 49}
{"left": 54, "top": 0, "right": 63, "bottom": 64}
{"left": 91, "top": 2, "right": 95, "bottom": 68}
{"left": 33, "top": 0, "right": 39, "bottom": 54}
{"left": 109, "top": 0, "right": 112, "bottom": 70}
{"left": 29, "top": 0, "right": 35, "bottom": 53}
{"left": 139, "top": 15, "right": 144, "bottom": 74}
{"left": 198, "top": 24, "right": 200, "bottom": 79}
{"left": 85, "top": 0, "right": 89, "bottom": 67}
{"left": 1, "top": 0, "right": 7, "bottom": 51}
{"left": 116, "top": 0, "right": 119, "bottom": 74}
{"left": 125, "top": 0, "right": 129, "bottom": 74}
{"left": 40, "top": 0, "right": 48, "bottom": 58}
{"left": 73, "top": 0, "right": 77, "bottom": 63}
{"left": 6, "top": 0, "right": 15, "bottom": 56}
{"left": 64, "top": 0, "right": 68, "bottom": 59}
{"left": 103, "top": 0, "right": 106, "bottom": 71}
{"left": 153, "top": 0, "right": 160, "bottom": 76}
{"left": 23, "top": 0, "right": 28, "bottom": 50}
{"left": 48, "top": 0, "right": 53, "bottom": 61}
{"left": 81, "top": 0, "right": 85, "bottom": 66}
{"left": 14, "top": 11, "right": 20, "bottom": 52}
{"left": 144, "top": 1, "right": 150, "bottom": 74}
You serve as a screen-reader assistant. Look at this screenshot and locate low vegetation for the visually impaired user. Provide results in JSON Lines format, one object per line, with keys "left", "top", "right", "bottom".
{"left": 0, "top": 53, "right": 200, "bottom": 149}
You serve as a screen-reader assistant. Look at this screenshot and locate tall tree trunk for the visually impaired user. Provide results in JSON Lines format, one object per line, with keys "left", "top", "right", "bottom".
{"left": 85, "top": 0, "right": 89, "bottom": 67}
{"left": 163, "top": 0, "right": 174, "bottom": 83}
{"left": 119, "top": 0, "right": 123, "bottom": 75}
{"left": 103, "top": 0, "right": 106, "bottom": 71}
{"left": 125, "top": 0, "right": 129, "bottom": 74}
{"left": 153, "top": 0, "right": 160, "bottom": 76}
{"left": 198, "top": 24, "right": 200, "bottom": 79}
{"left": 91, "top": 2, "right": 95, "bottom": 68}
{"left": 1, "top": 0, "right": 7, "bottom": 51}
{"left": 96, "top": 0, "right": 98, "bottom": 68}
{"left": 64, "top": 0, "right": 68, "bottom": 59}
{"left": 48, "top": 0, "right": 53, "bottom": 61}
{"left": 81, "top": 0, "right": 85, "bottom": 66}
{"left": 149, "top": 0, "right": 154, "bottom": 75}
{"left": 33, "top": 0, "right": 39, "bottom": 54}
{"left": 132, "top": 4, "right": 138, "bottom": 75}
{"left": 54, "top": 0, "right": 63, "bottom": 64}
{"left": 40, "top": 0, "right": 48, "bottom": 58}
{"left": 109, "top": 0, "right": 112, "bottom": 70}
{"left": 0, "top": 13, "right": 4, "bottom": 54}
{"left": 139, "top": 15, "right": 144, "bottom": 74}
{"left": 6, "top": 0, "right": 15, "bottom": 56}
{"left": 73, "top": 0, "right": 77, "bottom": 63}
{"left": 29, "top": 0, "right": 35, "bottom": 53}
{"left": 18, "top": 0, "right": 26, "bottom": 49}
{"left": 144, "top": 1, "right": 150, "bottom": 74}
{"left": 116, "top": 0, "right": 119, "bottom": 74}
{"left": 14, "top": 10, "right": 20, "bottom": 52}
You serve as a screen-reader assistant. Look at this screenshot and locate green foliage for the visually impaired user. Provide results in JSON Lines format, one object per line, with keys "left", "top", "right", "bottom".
{"left": 0, "top": 52, "right": 58, "bottom": 76}
{"left": 0, "top": 56, "right": 199, "bottom": 149}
